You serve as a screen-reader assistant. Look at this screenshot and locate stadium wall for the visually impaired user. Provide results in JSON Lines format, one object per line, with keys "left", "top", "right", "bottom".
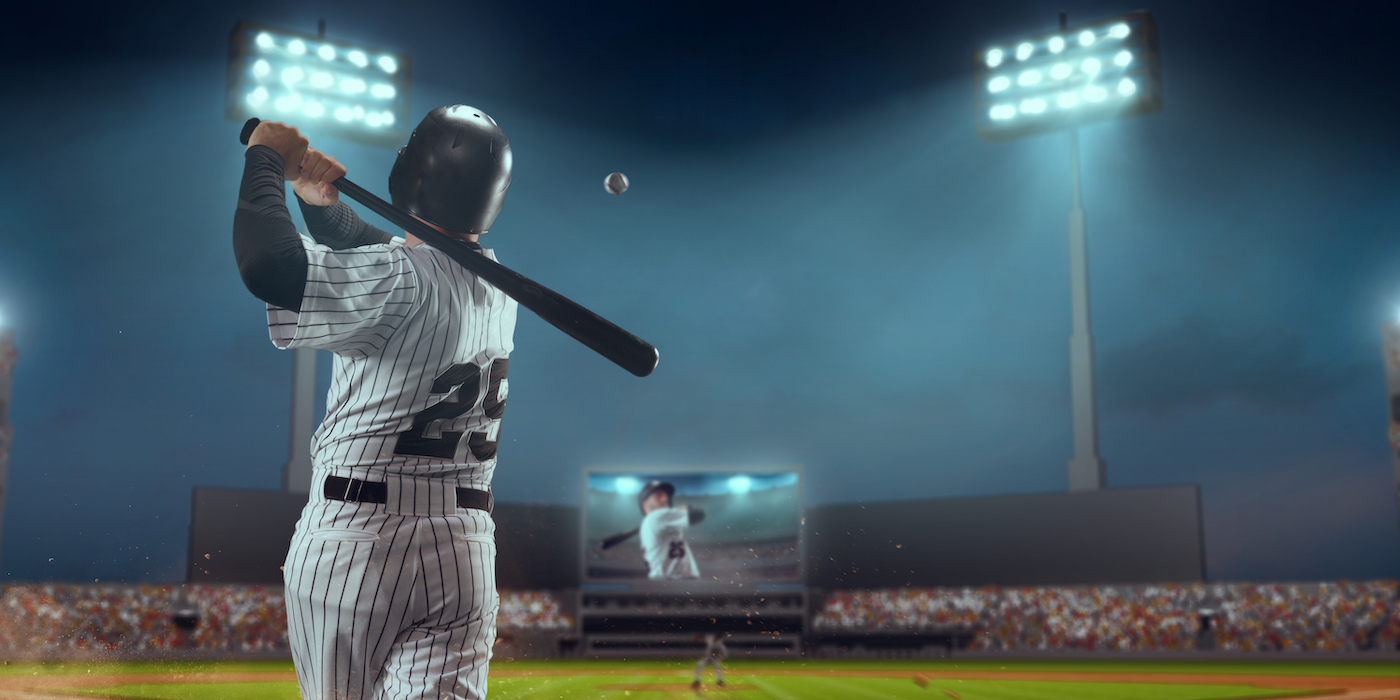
{"left": 189, "top": 485, "right": 1202, "bottom": 589}
{"left": 806, "top": 485, "right": 1205, "bottom": 588}
{"left": 188, "top": 488, "right": 304, "bottom": 584}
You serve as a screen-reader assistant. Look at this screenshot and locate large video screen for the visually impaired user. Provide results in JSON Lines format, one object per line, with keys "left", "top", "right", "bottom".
{"left": 583, "top": 468, "right": 801, "bottom": 587}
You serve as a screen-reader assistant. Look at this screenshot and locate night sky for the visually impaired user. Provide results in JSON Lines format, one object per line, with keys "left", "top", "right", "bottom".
{"left": 1, "top": 0, "right": 1397, "bottom": 584}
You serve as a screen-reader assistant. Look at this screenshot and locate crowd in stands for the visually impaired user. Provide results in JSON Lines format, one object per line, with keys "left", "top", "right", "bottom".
{"left": 0, "top": 585, "right": 572, "bottom": 656}
{"left": 3, "top": 581, "right": 1395, "bottom": 655}
{"left": 496, "top": 590, "right": 573, "bottom": 630}
{"left": 813, "top": 580, "right": 1400, "bottom": 652}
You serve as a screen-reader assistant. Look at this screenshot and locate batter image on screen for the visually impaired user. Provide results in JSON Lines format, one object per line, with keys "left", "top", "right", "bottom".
{"left": 233, "top": 106, "right": 517, "bottom": 700}
{"left": 586, "top": 471, "right": 800, "bottom": 583}
{"left": 637, "top": 481, "right": 704, "bottom": 580}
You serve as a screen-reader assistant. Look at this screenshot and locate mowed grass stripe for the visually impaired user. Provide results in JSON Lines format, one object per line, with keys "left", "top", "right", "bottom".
{"left": 62, "top": 681, "right": 299, "bottom": 700}
{"left": 727, "top": 659, "right": 1400, "bottom": 677}
{"left": 747, "top": 677, "right": 1317, "bottom": 700}
{"left": 7, "top": 658, "right": 1397, "bottom": 677}
{"left": 64, "top": 676, "right": 1322, "bottom": 700}
{"left": 488, "top": 674, "right": 581, "bottom": 699}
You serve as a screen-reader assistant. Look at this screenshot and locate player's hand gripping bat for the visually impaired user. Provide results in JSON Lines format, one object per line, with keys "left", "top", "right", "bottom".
{"left": 239, "top": 118, "right": 660, "bottom": 378}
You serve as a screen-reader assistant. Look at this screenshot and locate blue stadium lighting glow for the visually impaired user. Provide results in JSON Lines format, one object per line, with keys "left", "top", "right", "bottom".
{"left": 974, "top": 10, "right": 1161, "bottom": 142}
{"left": 615, "top": 477, "right": 642, "bottom": 494}
{"left": 727, "top": 476, "right": 752, "bottom": 493}
{"left": 226, "top": 21, "right": 411, "bottom": 147}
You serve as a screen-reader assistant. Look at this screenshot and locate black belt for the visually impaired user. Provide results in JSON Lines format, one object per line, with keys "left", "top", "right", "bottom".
{"left": 324, "top": 476, "right": 493, "bottom": 513}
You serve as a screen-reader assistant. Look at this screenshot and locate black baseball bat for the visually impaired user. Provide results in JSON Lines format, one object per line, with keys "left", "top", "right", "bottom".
{"left": 239, "top": 118, "right": 659, "bottom": 377}
{"left": 600, "top": 527, "right": 640, "bottom": 550}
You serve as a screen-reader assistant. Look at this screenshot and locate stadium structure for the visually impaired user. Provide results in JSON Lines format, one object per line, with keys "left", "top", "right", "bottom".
{"left": 0, "top": 474, "right": 1395, "bottom": 661}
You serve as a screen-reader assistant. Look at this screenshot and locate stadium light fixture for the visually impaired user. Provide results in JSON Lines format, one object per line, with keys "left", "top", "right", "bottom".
{"left": 226, "top": 21, "right": 411, "bottom": 147}
{"left": 974, "top": 10, "right": 1160, "bottom": 143}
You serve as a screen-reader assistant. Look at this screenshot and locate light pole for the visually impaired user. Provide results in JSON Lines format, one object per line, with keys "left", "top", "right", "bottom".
{"left": 1065, "top": 124, "right": 1104, "bottom": 491}
{"left": 283, "top": 348, "right": 316, "bottom": 494}
{"left": 0, "top": 323, "right": 16, "bottom": 566}
{"left": 974, "top": 11, "right": 1162, "bottom": 492}
{"left": 1379, "top": 319, "right": 1400, "bottom": 530}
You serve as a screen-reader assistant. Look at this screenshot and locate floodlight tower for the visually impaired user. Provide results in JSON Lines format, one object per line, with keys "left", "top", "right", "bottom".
{"left": 1379, "top": 318, "right": 1400, "bottom": 530}
{"left": 974, "top": 11, "right": 1162, "bottom": 492}
{"left": 227, "top": 21, "right": 412, "bottom": 492}
{"left": 0, "top": 318, "right": 16, "bottom": 566}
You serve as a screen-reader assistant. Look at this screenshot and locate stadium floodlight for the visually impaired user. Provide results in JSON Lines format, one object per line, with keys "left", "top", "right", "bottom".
{"left": 974, "top": 10, "right": 1160, "bottom": 143}
{"left": 226, "top": 21, "right": 411, "bottom": 147}
{"left": 973, "top": 11, "right": 1164, "bottom": 494}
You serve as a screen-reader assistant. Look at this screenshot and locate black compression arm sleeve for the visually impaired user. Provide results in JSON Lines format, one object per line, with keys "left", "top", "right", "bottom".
{"left": 296, "top": 197, "right": 393, "bottom": 250}
{"left": 233, "top": 146, "right": 307, "bottom": 312}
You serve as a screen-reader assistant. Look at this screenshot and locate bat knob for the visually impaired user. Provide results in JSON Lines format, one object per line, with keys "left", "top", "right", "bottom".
{"left": 239, "top": 117, "right": 261, "bottom": 145}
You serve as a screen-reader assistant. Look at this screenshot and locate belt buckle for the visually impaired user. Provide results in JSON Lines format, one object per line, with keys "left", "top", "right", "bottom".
{"left": 343, "top": 478, "right": 362, "bottom": 502}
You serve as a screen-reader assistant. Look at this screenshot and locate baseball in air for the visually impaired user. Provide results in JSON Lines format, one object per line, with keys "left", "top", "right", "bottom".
{"left": 604, "top": 171, "right": 629, "bottom": 195}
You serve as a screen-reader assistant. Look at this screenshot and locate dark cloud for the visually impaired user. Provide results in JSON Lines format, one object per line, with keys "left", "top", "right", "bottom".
{"left": 1099, "top": 313, "right": 1368, "bottom": 416}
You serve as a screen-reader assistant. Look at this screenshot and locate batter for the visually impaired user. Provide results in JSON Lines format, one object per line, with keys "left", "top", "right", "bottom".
{"left": 233, "top": 106, "right": 515, "bottom": 700}
{"left": 637, "top": 481, "right": 703, "bottom": 580}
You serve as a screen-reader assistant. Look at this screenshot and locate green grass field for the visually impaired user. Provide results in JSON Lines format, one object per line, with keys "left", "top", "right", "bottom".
{"left": 6, "top": 657, "right": 1393, "bottom": 700}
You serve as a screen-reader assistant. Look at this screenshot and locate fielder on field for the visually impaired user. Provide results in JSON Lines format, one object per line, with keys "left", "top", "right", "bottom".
{"left": 234, "top": 105, "right": 516, "bottom": 700}
{"left": 692, "top": 632, "right": 728, "bottom": 689}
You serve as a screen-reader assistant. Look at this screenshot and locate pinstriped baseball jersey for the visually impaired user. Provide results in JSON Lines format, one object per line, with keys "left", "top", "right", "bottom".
{"left": 267, "top": 234, "right": 517, "bottom": 495}
{"left": 268, "top": 231, "right": 515, "bottom": 700}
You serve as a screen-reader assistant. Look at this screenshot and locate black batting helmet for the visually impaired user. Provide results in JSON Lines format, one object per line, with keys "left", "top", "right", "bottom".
{"left": 389, "top": 105, "right": 512, "bottom": 235}
{"left": 638, "top": 481, "right": 675, "bottom": 514}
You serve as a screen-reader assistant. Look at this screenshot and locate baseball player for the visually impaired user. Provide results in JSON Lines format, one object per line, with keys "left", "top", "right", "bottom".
{"left": 692, "top": 632, "right": 728, "bottom": 689}
{"left": 233, "top": 105, "right": 515, "bottom": 700}
{"left": 637, "top": 481, "right": 704, "bottom": 580}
